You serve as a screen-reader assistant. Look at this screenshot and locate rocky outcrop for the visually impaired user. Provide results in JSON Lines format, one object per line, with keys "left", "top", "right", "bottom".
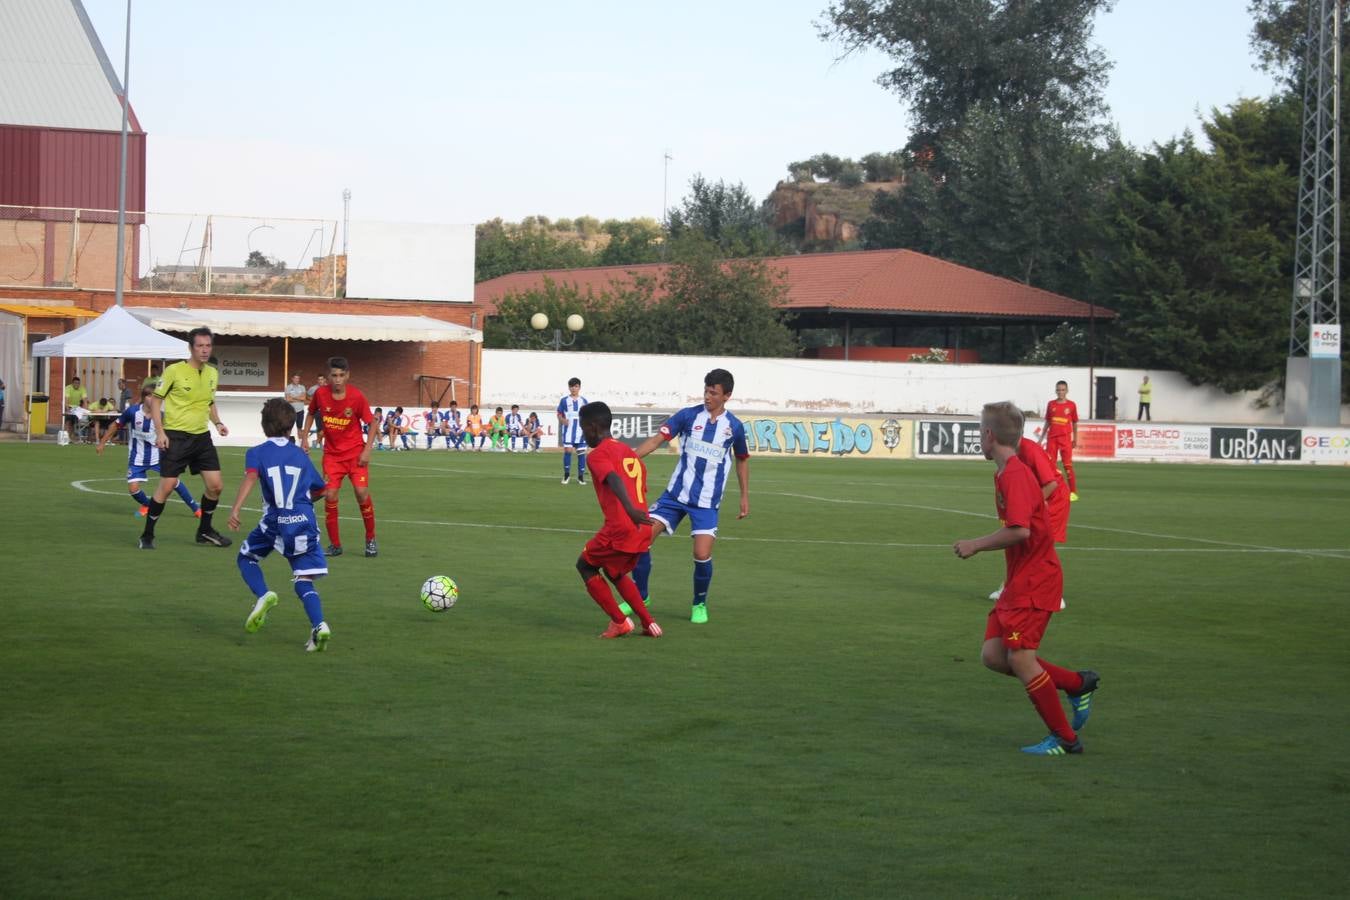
{"left": 766, "top": 180, "right": 901, "bottom": 248}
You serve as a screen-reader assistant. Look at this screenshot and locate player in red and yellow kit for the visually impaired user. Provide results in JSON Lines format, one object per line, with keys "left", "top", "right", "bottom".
{"left": 575, "top": 401, "right": 661, "bottom": 638}
{"left": 988, "top": 436, "right": 1070, "bottom": 601}
{"left": 302, "top": 356, "right": 380, "bottom": 557}
{"left": 1041, "top": 380, "right": 1079, "bottom": 499}
{"left": 955, "top": 401, "right": 1098, "bottom": 756}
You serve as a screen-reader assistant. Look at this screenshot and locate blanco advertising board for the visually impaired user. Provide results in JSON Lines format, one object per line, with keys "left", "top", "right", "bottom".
{"left": 1113, "top": 424, "right": 1211, "bottom": 459}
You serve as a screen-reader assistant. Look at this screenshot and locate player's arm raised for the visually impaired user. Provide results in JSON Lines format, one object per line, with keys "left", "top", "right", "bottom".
{"left": 226, "top": 470, "right": 259, "bottom": 531}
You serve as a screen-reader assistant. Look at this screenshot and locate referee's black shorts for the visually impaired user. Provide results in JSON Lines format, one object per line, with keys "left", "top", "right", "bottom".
{"left": 160, "top": 429, "right": 221, "bottom": 478}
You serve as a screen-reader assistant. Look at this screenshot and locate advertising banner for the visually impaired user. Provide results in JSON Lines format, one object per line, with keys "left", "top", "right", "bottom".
{"left": 744, "top": 415, "right": 913, "bottom": 458}
{"left": 1114, "top": 425, "right": 1211, "bottom": 459}
{"left": 1073, "top": 423, "right": 1117, "bottom": 458}
{"left": 1310, "top": 323, "right": 1341, "bottom": 359}
{"left": 1210, "top": 427, "right": 1302, "bottom": 461}
{"left": 609, "top": 412, "right": 665, "bottom": 448}
{"left": 915, "top": 420, "right": 983, "bottom": 457}
{"left": 1300, "top": 428, "right": 1350, "bottom": 463}
{"left": 215, "top": 346, "right": 269, "bottom": 386}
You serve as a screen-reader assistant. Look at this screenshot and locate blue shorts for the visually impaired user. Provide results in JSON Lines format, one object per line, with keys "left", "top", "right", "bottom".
{"left": 649, "top": 494, "right": 719, "bottom": 537}
{"left": 239, "top": 525, "right": 328, "bottom": 579}
{"left": 127, "top": 464, "right": 158, "bottom": 483}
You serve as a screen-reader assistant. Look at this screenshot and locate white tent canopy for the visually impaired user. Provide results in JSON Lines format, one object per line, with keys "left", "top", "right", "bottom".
{"left": 124, "top": 307, "right": 482, "bottom": 343}
{"left": 31, "top": 305, "right": 191, "bottom": 359}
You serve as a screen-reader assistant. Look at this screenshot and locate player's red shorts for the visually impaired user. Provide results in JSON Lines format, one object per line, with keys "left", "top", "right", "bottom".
{"left": 323, "top": 453, "right": 369, "bottom": 490}
{"left": 582, "top": 525, "right": 654, "bottom": 580}
{"left": 984, "top": 606, "right": 1053, "bottom": 650}
{"left": 1046, "top": 434, "right": 1074, "bottom": 467}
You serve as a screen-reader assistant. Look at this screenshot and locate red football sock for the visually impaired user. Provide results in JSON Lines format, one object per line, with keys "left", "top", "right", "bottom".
{"left": 325, "top": 499, "right": 340, "bottom": 546}
{"left": 359, "top": 497, "right": 376, "bottom": 541}
{"left": 613, "top": 575, "right": 653, "bottom": 628}
{"left": 1026, "top": 671, "right": 1077, "bottom": 742}
{"left": 1038, "top": 660, "right": 1084, "bottom": 693}
{"left": 1065, "top": 464, "right": 1076, "bottom": 492}
{"left": 585, "top": 574, "right": 625, "bottom": 623}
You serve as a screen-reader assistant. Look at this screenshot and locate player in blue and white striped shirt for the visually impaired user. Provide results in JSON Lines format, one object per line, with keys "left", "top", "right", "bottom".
{"left": 96, "top": 385, "right": 200, "bottom": 518}
{"left": 556, "top": 377, "right": 589, "bottom": 483}
{"left": 631, "top": 368, "right": 750, "bottom": 624}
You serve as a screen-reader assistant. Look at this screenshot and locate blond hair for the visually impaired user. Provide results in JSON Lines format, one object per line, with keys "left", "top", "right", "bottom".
{"left": 981, "top": 401, "right": 1024, "bottom": 449}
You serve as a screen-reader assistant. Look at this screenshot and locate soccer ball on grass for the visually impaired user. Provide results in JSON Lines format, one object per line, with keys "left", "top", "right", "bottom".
{"left": 421, "top": 575, "right": 459, "bottom": 612}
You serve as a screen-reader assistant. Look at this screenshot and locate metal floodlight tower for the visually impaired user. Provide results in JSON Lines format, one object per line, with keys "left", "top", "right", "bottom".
{"left": 1286, "top": 0, "right": 1344, "bottom": 425}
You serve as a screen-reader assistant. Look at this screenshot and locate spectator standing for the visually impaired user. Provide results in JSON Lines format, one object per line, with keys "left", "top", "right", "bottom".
{"left": 117, "top": 378, "right": 133, "bottom": 412}
{"left": 285, "top": 373, "right": 309, "bottom": 439}
{"left": 142, "top": 362, "right": 163, "bottom": 394}
{"left": 0, "top": 377, "right": 6, "bottom": 426}
{"left": 1137, "top": 375, "right": 1153, "bottom": 421}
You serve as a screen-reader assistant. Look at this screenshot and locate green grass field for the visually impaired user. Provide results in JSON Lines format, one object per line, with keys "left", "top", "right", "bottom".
{"left": 2, "top": 441, "right": 1347, "bottom": 898}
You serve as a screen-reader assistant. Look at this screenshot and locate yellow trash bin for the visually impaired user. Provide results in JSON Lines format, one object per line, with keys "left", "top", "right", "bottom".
{"left": 26, "top": 393, "right": 49, "bottom": 436}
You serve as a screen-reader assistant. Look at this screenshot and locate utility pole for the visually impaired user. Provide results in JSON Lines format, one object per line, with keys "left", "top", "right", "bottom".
{"left": 661, "top": 150, "right": 672, "bottom": 260}
{"left": 1286, "top": 0, "right": 1342, "bottom": 425}
{"left": 113, "top": 0, "right": 132, "bottom": 306}
{"left": 342, "top": 188, "right": 352, "bottom": 255}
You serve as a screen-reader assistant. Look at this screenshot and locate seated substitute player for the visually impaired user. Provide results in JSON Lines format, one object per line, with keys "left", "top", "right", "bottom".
{"left": 954, "top": 401, "right": 1099, "bottom": 756}
{"left": 97, "top": 385, "right": 200, "bottom": 518}
{"left": 989, "top": 434, "right": 1071, "bottom": 603}
{"left": 488, "top": 406, "right": 508, "bottom": 451}
{"left": 631, "top": 368, "right": 749, "bottom": 624}
{"left": 575, "top": 401, "right": 661, "bottom": 638}
{"left": 522, "top": 411, "right": 544, "bottom": 452}
{"left": 425, "top": 400, "right": 448, "bottom": 449}
{"left": 505, "top": 404, "right": 525, "bottom": 451}
{"left": 445, "top": 400, "right": 466, "bottom": 450}
{"left": 1041, "top": 380, "right": 1080, "bottom": 501}
{"left": 466, "top": 404, "right": 486, "bottom": 450}
{"left": 226, "top": 398, "right": 333, "bottom": 653}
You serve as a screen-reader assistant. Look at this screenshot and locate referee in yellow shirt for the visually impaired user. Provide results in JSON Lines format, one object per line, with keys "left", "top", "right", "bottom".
{"left": 138, "top": 327, "right": 232, "bottom": 549}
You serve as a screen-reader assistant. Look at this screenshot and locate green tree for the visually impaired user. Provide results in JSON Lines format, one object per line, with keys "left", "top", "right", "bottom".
{"left": 657, "top": 235, "right": 799, "bottom": 356}
{"left": 595, "top": 219, "right": 663, "bottom": 266}
{"left": 474, "top": 219, "right": 595, "bottom": 282}
{"left": 820, "top": 0, "right": 1116, "bottom": 146}
{"left": 667, "top": 175, "right": 787, "bottom": 258}
{"left": 1090, "top": 97, "right": 1300, "bottom": 392}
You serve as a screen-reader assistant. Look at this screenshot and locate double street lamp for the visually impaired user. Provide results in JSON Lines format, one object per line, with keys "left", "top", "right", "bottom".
{"left": 527, "top": 312, "right": 585, "bottom": 350}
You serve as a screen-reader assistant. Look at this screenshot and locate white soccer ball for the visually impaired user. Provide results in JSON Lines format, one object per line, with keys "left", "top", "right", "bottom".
{"left": 421, "top": 575, "right": 459, "bottom": 612}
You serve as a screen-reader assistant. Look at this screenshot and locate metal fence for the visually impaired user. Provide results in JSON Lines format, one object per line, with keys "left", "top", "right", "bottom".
{"left": 0, "top": 205, "right": 341, "bottom": 298}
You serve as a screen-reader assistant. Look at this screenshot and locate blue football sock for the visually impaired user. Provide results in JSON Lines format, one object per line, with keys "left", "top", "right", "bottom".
{"left": 634, "top": 551, "right": 653, "bottom": 600}
{"left": 563, "top": 450, "right": 572, "bottom": 475}
{"left": 174, "top": 481, "right": 198, "bottom": 509}
{"left": 237, "top": 554, "right": 269, "bottom": 598}
{"left": 295, "top": 579, "right": 325, "bottom": 628}
{"left": 693, "top": 557, "right": 713, "bottom": 607}
{"left": 577, "top": 454, "right": 587, "bottom": 478}
{"left": 131, "top": 489, "right": 150, "bottom": 505}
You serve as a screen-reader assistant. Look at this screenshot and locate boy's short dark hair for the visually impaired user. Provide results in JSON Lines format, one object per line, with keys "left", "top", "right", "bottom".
{"left": 495, "top": 406, "right": 503, "bottom": 413}
{"left": 449, "top": 400, "right": 458, "bottom": 406}
{"left": 261, "top": 397, "right": 297, "bottom": 437}
{"left": 187, "top": 326, "right": 213, "bottom": 345}
{"left": 568, "top": 377, "right": 581, "bottom": 388}
{"left": 1056, "top": 380, "right": 1068, "bottom": 389}
{"left": 328, "top": 356, "right": 350, "bottom": 372}
{"left": 579, "top": 400, "right": 612, "bottom": 429}
{"left": 140, "top": 386, "right": 153, "bottom": 397}
{"left": 705, "top": 368, "right": 735, "bottom": 394}
{"left": 511, "top": 404, "right": 519, "bottom": 410}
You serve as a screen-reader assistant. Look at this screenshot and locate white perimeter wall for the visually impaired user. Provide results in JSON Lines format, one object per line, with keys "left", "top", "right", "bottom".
{"left": 480, "top": 349, "right": 1350, "bottom": 425}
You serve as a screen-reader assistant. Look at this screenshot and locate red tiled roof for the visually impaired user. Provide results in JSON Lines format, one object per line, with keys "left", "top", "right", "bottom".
{"left": 474, "top": 248, "right": 1114, "bottom": 321}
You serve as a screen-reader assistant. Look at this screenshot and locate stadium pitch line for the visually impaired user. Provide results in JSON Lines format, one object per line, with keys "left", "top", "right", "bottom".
{"left": 764, "top": 490, "right": 1350, "bottom": 560}
{"left": 70, "top": 478, "right": 1350, "bottom": 558}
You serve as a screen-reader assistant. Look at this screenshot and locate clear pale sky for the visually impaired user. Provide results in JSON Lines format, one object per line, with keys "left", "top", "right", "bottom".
{"left": 81, "top": 0, "right": 1279, "bottom": 227}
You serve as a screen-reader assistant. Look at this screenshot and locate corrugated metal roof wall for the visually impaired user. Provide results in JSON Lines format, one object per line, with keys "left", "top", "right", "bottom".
{"left": 0, "top": 125, "right": 145, "bottom": 216}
